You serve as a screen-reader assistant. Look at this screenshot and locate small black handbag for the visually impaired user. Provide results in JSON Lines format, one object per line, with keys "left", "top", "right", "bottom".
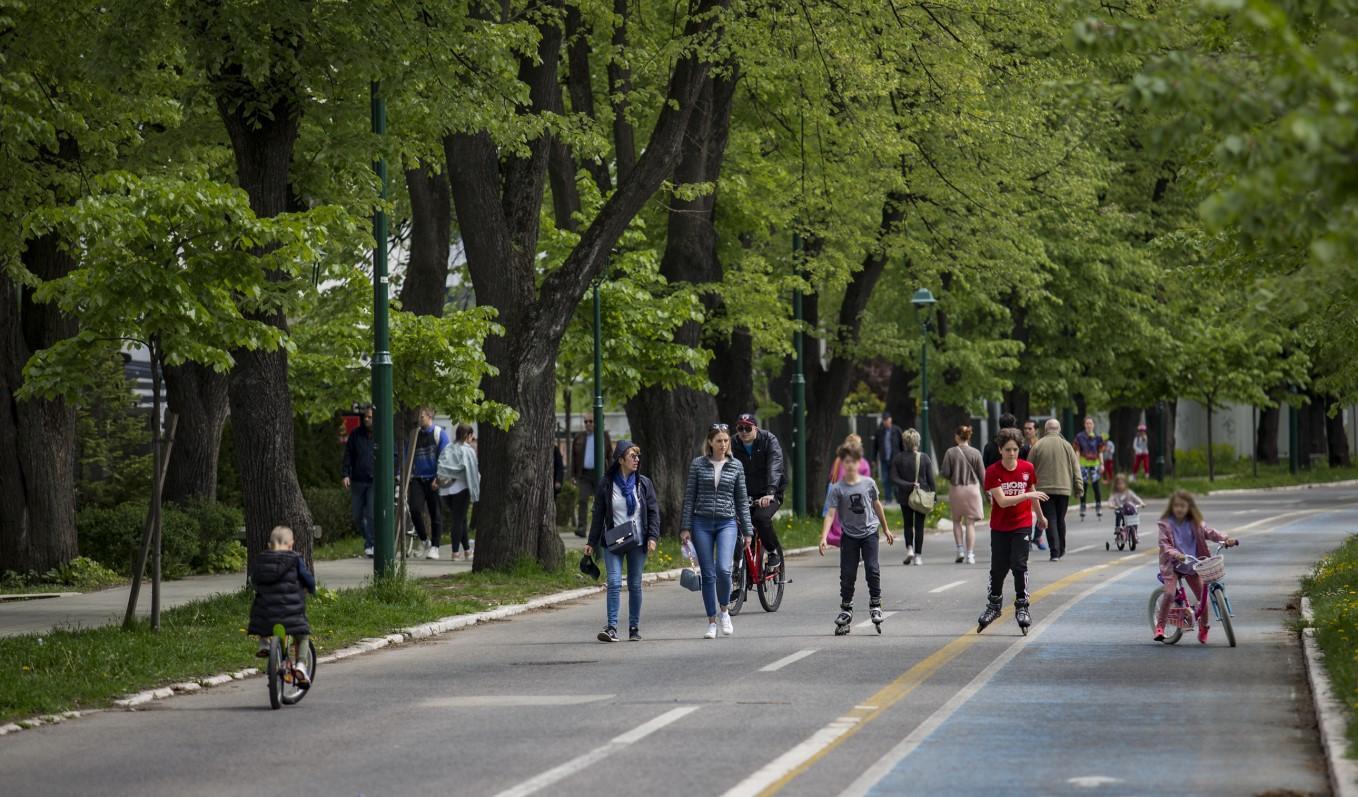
{"left": 604, "top": 519, "right": 643, "bottom": 554}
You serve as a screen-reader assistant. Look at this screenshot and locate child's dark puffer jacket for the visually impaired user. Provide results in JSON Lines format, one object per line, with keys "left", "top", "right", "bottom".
{"left": 248, "top": 551, "right": 310, "bottom": 636}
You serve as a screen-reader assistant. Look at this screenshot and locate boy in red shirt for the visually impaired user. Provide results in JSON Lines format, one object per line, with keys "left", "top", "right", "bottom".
{"left": 978, "top": 429, "right": 1049, "bottom": 634}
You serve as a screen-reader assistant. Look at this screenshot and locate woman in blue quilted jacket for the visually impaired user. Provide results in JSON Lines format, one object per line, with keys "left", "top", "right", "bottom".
{"left": 679, "top": 424, "right": 754, "bottom": 640}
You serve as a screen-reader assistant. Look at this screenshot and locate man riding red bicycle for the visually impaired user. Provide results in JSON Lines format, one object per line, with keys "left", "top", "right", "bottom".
{"left": 731, "top": 413, "right": 786, "bottom": 580}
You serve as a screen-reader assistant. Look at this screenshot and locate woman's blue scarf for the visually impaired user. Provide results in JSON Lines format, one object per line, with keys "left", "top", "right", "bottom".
{"left": 613, "top": 469, "right": 638, "bottom": 517}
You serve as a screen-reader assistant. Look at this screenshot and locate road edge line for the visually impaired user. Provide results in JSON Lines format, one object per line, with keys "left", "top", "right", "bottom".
{"left": 1301, "top": 596, "right": 1358, "bottom": 797}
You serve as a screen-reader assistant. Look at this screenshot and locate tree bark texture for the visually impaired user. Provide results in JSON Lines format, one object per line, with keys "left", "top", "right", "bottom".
{"left": 0, "top": 233, "right": 80, "bottom": 573}
{"left": 447, "top": 0, "right": 728, "bottom": 570}
{"left": 1108, "top": 407, "right": 1141, "bottom": 471}
{"left": 1257, "top": 405, "right": 1280, "bottom": 465}
{"left": 161, "top": 362, "right": 229, "bottom": 505}
{"left": 1002, "top": 301, "right": 1031, "bottom": 422}
{"left": 1324, "top": 400, "right": 1350, "bottom": 467}
{"left": 1144, "top": 402, "right": 1177, "bottom": 478}
{"left": 215, "top": 88, "right": 314, "bottom": 567}
{"left": 401, "top": 164, "right": 452, "bottom": 317}
{"left": 884, "top": 364, "right": 919, "bottom": 431}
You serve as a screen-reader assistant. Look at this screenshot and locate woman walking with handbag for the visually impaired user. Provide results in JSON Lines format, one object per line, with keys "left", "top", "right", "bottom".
{"left": 940, "top": 425, "right": 984, "bottom": 564}
{"left": 680, "top": 424, "right": 754, "bottom": 639}
{"left": 585, "top": 441, "right": 660, "bottom": 642}
{"left": 891, "top": 429, "right": 936, "bottom": 565}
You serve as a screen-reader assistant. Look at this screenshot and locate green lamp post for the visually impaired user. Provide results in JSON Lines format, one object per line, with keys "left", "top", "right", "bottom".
{"left": 911, "top": 288, "right": 936, "bottom": 456}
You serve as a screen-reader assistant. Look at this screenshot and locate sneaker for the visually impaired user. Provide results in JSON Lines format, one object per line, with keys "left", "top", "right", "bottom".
{"left": 426, "top": 546, "right": 440, "bottom": 560}
{"left": 719, "top": 611, "right": 734, "bottom": 636}
{"left": 363, "top": 546, "right": 374, "bottom": 558}
{"left": 955, "top": 551, "right": 965, "bottom": 564}
{"left": 704, "top": 623, "right": 718, "bottom": 639}
{"left": 597, "top": 626, "right": 618, "bottom": 643}
{"left": 912, "top": 555, "right": 923, "bottom": 566}
{"left": 766, "top": 551, "right": 782, "bottom": 571}
{"left": 965, "top": 551, "right": 975, "bottom": 564}
{"left": 292, "top": 661, "right": 310, "bottom": 687}
{"left": 255, "top": 641, "right": 270, "bottom": 659}
{"left": 903, "top": 546, "right": 914, "bottom": 566}
{"left": 629, "top": 627, "right": 641, "bottom": 641}
{"left": 1197, "top": 624, "right": 1210, "bottom": 644}
{"left": 1154, "top": 625, "right": 1166, "bottom": 642}
{"left": 419, "top": 540, "right": 431, "bottom": 558}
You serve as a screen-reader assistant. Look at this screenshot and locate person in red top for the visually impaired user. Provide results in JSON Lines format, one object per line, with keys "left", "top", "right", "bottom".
{"left": 977, "top": 428, "right": 1049, "bottom": 634}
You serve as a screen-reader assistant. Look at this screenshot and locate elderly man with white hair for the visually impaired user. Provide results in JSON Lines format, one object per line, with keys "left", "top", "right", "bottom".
{"left": 1025, "top": 419, "right": 1084, "bottom": 561}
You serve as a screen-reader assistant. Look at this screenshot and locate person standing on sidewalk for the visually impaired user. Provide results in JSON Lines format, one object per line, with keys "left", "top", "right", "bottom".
{"left": 407, "top": 408, "right": 448, "bottom": 560}
{"left": 680, "top": 424, "right": 754, "bottom": 640}
{"left": 1074, "top": 416, "right": 1105, "bottom": 521}
{"left": 1132, "top": 423, "right": 1151, "bottom": 479}
{"left": 940, "top": 425, "right": 984, "bottom": 564}
{"left": 891, "top": 428, "right": 935, "bottom": 566}
{"left": 1027, "top": 419, "right": 1082, "bottom": 560}
{"left": 731, "top": 413, "right": 787, "bottom": 572}
{"left": 819, "top": 444, "right": 894, "bottom": 635}
{"left": 341, "top": 404, "right": 376, "bottom": 558}
{"left": 436, "top": 424, "right": 481, "bottom": 561}
{"left": 976, "top": 429, "right": 1048, "bottom": 635}
{"left": 872, "top": 412, "right": 904, "bottom": 504}
{"left": 585, "top": 440, "right": 660, "bottom": 642}
{"left": 572, "top": 415, "right": 612, "bottom": 538}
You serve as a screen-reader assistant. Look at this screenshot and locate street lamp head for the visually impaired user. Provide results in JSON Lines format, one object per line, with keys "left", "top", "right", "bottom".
{"left": 911, "top": 288, "right": 936, "bottom": 309}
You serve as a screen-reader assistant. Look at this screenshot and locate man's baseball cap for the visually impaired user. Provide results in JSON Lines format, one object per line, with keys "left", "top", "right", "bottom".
{"left": 737, "top": 413, "right": 758, "bottom": 428}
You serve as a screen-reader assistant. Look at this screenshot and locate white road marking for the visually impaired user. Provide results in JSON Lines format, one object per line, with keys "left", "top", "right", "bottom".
{"left": 1067, "top": 544, "right": 1096, "bottom": 554}
{"left": 855, "top": 612, "right": 897, "bottom": 629}
{"left": 835, "top": 506, "right": 1325, "bottom": 797}
{"left": 494, "top": 706, "right": 699, "bottom": 797}
{"left": 1069, "top": 775, "right": 1124, "bottom": 788}
{"left": 837, "top": 562, "right": 1148, "bottom": 797}
{"left": 928, "top": 580, "right": 966, "bottom": 594}
{"left": 760, "top": 649, "right": 819, "bottom": 672}
{"left": 423, "top": 695, "right": 612, "bottom": 708}
{"left": 854, "top": 705, "right": 879, "bottom": 710}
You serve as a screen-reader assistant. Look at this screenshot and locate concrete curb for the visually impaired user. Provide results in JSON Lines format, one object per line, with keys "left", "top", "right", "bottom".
{"left": 1209, "top": 479, "right": 1358, "bottom": 497}
{"left": 1300, "top": 596, "right": 1358, "bottom": 797}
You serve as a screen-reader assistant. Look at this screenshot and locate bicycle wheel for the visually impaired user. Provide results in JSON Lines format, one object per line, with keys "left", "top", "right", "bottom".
{"left": 757, "top": 555, "right": 784, "bottom": 612}
{"left": 1129, "top": 528, "right": 1138, "bottom": 551}
{"left": 266, "top": 638, "right": 283, "bottom": 710}
{"left": 728, "top": 553, "right": 747, "bottom": 616}
{"left": 1148, "top": 589, "right": 1183, "bottom": 645}
{"left": 1211, "top": 586, "right": 1235, "bottom": 648}
{"left": 282, "top": 640, "right": 317, "bottom": 705}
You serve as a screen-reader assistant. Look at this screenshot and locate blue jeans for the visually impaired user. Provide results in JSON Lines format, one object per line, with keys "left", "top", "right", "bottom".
{"left": 604, "top": 545, "right": 647, "bottom": 630}
{"left": 350, "top": 481, "right": 374, "bottom": 547}
{"left": 691, "top": 517, "right": 738, "bottom": 618}
{"left": 879, "top": 460, "right": 894, "bottom": 503}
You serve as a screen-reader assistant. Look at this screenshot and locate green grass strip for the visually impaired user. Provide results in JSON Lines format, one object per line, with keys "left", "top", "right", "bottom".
{"left": 1302, "top": 533, "right": 1358, "bottom": 758}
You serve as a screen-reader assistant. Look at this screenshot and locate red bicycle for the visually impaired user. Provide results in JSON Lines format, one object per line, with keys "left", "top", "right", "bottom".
{"left": 729, "top": 532, "right": 783, "bottom": 615}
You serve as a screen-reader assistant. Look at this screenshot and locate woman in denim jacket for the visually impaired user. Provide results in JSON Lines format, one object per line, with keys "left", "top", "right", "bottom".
{"left": 680, "top": 424, "right": 754, "bottom": 639}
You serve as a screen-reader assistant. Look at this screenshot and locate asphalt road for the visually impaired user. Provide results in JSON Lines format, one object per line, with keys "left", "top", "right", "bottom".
{"left": 2, "top": 484, "right": 1353, "bottom": 796}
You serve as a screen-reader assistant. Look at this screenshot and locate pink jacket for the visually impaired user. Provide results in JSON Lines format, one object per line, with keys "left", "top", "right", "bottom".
{"left": 1157, "top": 518, "right": 1229, "bottom": 585}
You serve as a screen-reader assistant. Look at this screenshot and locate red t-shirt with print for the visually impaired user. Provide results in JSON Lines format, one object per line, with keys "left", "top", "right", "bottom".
{"left": 984, "top": 459, "right": 1039, "bottom": 533}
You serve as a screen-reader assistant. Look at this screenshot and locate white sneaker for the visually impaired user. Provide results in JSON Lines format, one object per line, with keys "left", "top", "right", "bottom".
{"left": 719, "top": 612, "right": 734, "bottom": 636}
{"left": 903, "top": 546, "right": 914, "bottom": 565}
{"left": 426, "top": 546, "right": 440, "bottom": 560}
{"left": 363, "top": 546, "right": 374, "bottom": 558}
{"left": 966, "top": 551, "right": 975, "bottom": 564}
{"left": 913, "top": 555, "right": 923, "bottom": 566}
{"left": 419, "top": 540, "right": 431, "bottom": 558}
{"left": 704, "top": 623, "right": 718, "bottom": 639}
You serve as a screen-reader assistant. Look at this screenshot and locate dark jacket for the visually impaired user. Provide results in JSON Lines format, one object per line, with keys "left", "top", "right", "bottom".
{"left": 571, "top": 430, "right": 614, "bottom": 478}
{"left": 872, "top": 425, "right": 905, "bottom": 463}
{"left": 890, "top": 450, "right": 936, "bottom": 507}
{"left": 248, "top": 550, "right": 316, "bottom": 637}
{"left": 983, "top": 439, "right": 1032, "bottom": 468}
{"left": 731, "top": 429, "right": 786, "bottom": 501}
{"left": 588, "top": 470, "right": 662, "bottom": 550}
{"left": 342, "top": 424, "right": 375, "bottom": 484}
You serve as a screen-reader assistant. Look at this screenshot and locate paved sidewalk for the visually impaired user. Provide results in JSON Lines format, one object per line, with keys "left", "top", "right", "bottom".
{"left": 0, "top": 531, "right": 588, "bottom": 639}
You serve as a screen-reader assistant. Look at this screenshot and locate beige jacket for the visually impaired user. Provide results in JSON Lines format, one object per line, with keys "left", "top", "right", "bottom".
{"left": 1027, "top": 431, "right": 1083, "bottom": 497}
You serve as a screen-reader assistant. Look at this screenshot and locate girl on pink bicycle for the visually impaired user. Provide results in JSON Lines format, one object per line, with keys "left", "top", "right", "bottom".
{"left": 1154, "top": 490, "right": 1237, "bottom": 644}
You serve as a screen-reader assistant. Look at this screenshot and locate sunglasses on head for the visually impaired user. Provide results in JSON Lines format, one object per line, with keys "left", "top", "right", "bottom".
{"left": 710, "top": 423, "right": 729, "bottom": 432}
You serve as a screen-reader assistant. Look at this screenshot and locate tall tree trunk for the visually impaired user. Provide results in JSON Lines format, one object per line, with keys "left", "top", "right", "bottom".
{"left": 1206, "top": 403, "right": 1215, "bottom": 481}
{"left": 884, "top": 363, "right": 918, "bottom": 431}
{"left": 1003, "top": 300, "right": 1031, "bottom": 421}
{"left": 401, "top": 164, "right": 452, "bottom": 316}
{"left": 216, "top": 92, "right": 314, "bottom": 567}
{"left": 1257, "top": 405, "right": 1280, "bottom": 464}
{"left": 626, "top": 382, "right": 712, "bottom": 538}
{"left": 711, "top": 328, "right": 755, "bottom": 425}
{"left": 161, "top": 362, "right": 229, "bottom": 505}
{"left": 1108, "top": 407, "right": 1140, "bottom": 471}
{"left": 0, "top": 233, "right": 79, "bottom": 573}
{"left": 1298, "top": 392, "right": 1328, "bottom": 468}
{"left": 1145, "top": 402, "right": 1176, "bottom": 478}
{"left": 1324, "top": 399, "right": 1351, "bottom": 467}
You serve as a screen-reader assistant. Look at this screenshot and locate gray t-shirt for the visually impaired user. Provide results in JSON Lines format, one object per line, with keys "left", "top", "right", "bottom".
{"left": 827, "top": 478, "right": 880, "bottom": 539}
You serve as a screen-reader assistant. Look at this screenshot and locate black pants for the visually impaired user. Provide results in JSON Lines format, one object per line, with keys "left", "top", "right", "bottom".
{"left": 839, "top": 534, "right": 882, "bottom": 606}
{"left": 442, "top": 489, "right": 472, "bottom": 553}
{"left": 1041, "top": 494, "right": 1070, "bottom": 558}
{"left": 751, "top": 499, "right": 782, "bottom": 557}
{"left": 1079, "top": 470, "right": 1102, "bottom": 516}
{"left": 988, "top": 528, "right": 1030, "bottom": 602}
{"left": 409, "top": 477, "right": 442, "bottom": 547}
{"left": 575, "top": 474, "right": 597, "bottom": 533}
{"left": 904, "top": 507, "right": 926, "bottom": 553}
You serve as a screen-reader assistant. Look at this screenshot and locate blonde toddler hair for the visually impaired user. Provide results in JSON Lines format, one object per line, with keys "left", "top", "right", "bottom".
{"left": 269, "top": 526, "right": 295, "bottom": 550}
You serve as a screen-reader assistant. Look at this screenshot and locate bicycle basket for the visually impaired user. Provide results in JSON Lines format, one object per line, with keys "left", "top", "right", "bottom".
{"left": 1166, "top": 606, "right": 1195, "bottom": 629}
{"left": 1193, "top": 555, "right": 1225, "bottom": 582}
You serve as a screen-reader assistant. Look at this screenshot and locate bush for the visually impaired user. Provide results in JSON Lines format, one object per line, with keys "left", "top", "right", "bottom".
{"left": 555, "top": 479, "right": 580, "bottom": 529}
{"left": 43, "top": 557, "right": 124, "bottom": 590}
{"left": 77, "top": 500, "right": 246, "bottom": 578}
{"left": 1174, "top": 444, "right": 1239, "bottom": 477}
{"left": 306, "top": 486, "right": 355, "bottom": 543}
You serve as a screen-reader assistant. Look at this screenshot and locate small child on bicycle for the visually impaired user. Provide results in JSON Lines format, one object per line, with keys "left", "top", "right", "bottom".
{"left": 248, "top": 526, "right": 317, "bottom": 684}
{"left": 819, "top": 445, "right": 894, "bottom": 635}
{"left": 1106, "top": 473, "right": 1144, "bottom": 528}
{"left": 1155, "top": 490, "right": 1236, "bottom": 644}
